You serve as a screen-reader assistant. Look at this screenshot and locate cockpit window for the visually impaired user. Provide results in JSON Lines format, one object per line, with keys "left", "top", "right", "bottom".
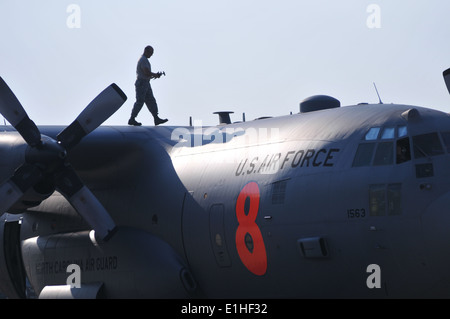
{"left": 365, "top": 127, "right": 380, "bottom": 141}
{"left": 381, "top": 127, "right": 395, "bottom": 140}
{"left": 354, "top": 126, "right": 412, "bottom": 167}
{"left": 365, "top": 126, "right": 407, "bottom": 141}
{"left": 396, "top": 137, "right": 411, "bottom": 164}
{"left": 354, "top": 128, "right": 450, "bottom": 166}
{"left": 373, "top": 142, "right": 394, "bottom": 166}
{"left": 440, "top": 132, "right": 450, "bottom": 153}
{"left": 412, "top": 133, "right": 444, "bottom": 159}
{"left": 398, "top": 126, "right": 407, "bottom": 138}
{"left": 353, "top": 143, "right": 376, "bottom": 167}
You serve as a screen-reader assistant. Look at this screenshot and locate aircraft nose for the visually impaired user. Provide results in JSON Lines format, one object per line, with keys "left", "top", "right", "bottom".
{"left": 421, "top": 191, "right": 450, "bottom": 286}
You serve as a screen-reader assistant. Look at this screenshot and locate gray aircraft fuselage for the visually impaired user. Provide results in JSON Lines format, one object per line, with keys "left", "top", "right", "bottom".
{"left": 1, "top": 102, "right": 450, "bottom": 298}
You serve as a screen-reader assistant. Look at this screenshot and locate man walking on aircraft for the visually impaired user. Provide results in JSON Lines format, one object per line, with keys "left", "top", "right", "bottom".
{"left": 128, "top": 45, "right": 168, "bottom": 126}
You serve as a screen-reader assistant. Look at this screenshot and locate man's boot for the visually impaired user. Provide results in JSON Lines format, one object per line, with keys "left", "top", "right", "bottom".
{"left": 128, "top": 118, "right": 142, "bottom": 126}
{"left": 154, "top": 116, "right": 168, "bottom": 126}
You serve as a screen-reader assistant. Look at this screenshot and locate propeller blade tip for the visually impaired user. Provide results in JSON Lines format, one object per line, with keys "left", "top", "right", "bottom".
{"left": 110, "top": 83, "right": 127, "bottom": 102}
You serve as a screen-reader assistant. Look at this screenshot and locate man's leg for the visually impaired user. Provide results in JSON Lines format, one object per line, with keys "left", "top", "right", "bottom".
{"left": 129, "top": 80, "right": 147, "bottom": 125}
{"left": 144, "top": 84, "right": 159, "bottom": 118}
{"left": 144, "top": 84, "right": 168, "bottom": 125}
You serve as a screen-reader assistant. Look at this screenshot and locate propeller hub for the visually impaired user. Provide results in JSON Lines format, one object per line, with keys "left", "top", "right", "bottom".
{"left": 25, "top": 135, "right": 67, "bottom": 168}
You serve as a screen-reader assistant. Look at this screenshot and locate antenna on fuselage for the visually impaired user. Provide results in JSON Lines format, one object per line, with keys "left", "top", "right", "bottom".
{"left": 373, "top": 82, "right": 383, "bottom": 104}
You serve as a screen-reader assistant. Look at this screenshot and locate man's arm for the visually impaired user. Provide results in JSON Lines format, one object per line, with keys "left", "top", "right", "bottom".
{"left": 151, "top": 71, "right": 164, "bottom": 79}
{"left": 142, "top": 68, "right": 163, "bottom": 79}
{"left": 144, "top": 70, "right": 164, "bottom": 79}
{"left": 139, "top": 57, "right": 164, "bottom": 79}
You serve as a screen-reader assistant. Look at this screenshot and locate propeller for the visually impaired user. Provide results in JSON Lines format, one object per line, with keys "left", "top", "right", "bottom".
{"left": 444, "top": 68, "right": 450, "bottom": 95}
{"left": 0, "top": 77, "right": 127, "bottom": 241}
{"left": 0, "top": 78, "right": 41, "bottom": 147}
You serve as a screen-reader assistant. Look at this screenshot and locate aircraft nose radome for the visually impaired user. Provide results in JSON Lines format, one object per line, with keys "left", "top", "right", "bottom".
{"left": 421, "top": 192, "right": 450, "bottom": 286}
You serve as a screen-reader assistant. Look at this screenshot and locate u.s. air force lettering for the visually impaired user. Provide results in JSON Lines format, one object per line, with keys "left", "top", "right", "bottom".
{"left": 235, "top": 148, "right": 340, "bottom": 176}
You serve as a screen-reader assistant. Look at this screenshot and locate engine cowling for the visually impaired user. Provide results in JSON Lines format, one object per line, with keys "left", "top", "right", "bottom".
{"left": 21, "top": 227, "right": 197, "bottom": 298}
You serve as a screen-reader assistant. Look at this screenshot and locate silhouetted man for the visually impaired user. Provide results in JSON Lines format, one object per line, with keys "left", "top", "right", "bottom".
{"left": 128, "top": 45, "right": 168, "bottom": 126}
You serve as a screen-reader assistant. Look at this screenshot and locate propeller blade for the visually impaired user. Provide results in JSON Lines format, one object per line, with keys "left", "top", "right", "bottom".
{"left": 0, "top": 164, "right": 42, "bottom": 213}
{"left": 57, "top": 83, "right": 127, "bottom": 150}
{"left": 0, "top": 77, "right": 41, "bottom": 147}
{"left": 55, "top": 165, "right": 117, "bottom": 241}
{"left": 444, "top": 68, "right": 450, "bottom": 95}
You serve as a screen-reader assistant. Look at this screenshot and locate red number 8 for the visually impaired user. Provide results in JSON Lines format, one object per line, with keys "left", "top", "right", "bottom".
{"left": 235, "top": 182, "right": 267, "bottom": 276}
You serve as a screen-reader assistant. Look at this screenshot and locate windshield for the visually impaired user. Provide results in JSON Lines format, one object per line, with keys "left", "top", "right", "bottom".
{"left": 412, "top": 133, "right": 444, "bottom": 159}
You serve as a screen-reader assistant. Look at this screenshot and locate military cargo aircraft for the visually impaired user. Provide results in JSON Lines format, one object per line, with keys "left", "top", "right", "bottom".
{"left": 0, "top": 68, "right": 449, "bottom": 299}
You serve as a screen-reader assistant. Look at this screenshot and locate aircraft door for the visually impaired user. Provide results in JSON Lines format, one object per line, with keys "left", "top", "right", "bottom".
{"left": 181, "top": 191, "right": 212, "bottom": 272}
{"left": 209, "top": 204, "right": 231, "bottom": 268}
{"left": 181, "top": 189, "right": 236, "bottom": 297}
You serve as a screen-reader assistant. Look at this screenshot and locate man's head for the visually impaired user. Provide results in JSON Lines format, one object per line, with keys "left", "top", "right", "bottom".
{"left": 144, "top": 45, "right": 154, "bottom": 58}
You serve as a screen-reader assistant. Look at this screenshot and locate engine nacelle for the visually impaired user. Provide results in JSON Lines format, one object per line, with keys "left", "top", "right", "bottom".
{"left": 22, "top": 227, "right": 197, "bottom": 298}
{"left": 0, "top": 214, "right": 28, "bottom": 298}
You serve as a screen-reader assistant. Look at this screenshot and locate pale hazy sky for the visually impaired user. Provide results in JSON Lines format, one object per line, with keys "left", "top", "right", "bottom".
{"left": 1, "top": 0, "right": 449, "bottom": 126}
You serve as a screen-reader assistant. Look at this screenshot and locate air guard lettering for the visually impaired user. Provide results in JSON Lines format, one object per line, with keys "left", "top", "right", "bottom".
{"left": 235, "top": 148, "right": 340, "bottom": 176}
{"left": 35, "top": 256, "right": 118, "bottom": 275}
